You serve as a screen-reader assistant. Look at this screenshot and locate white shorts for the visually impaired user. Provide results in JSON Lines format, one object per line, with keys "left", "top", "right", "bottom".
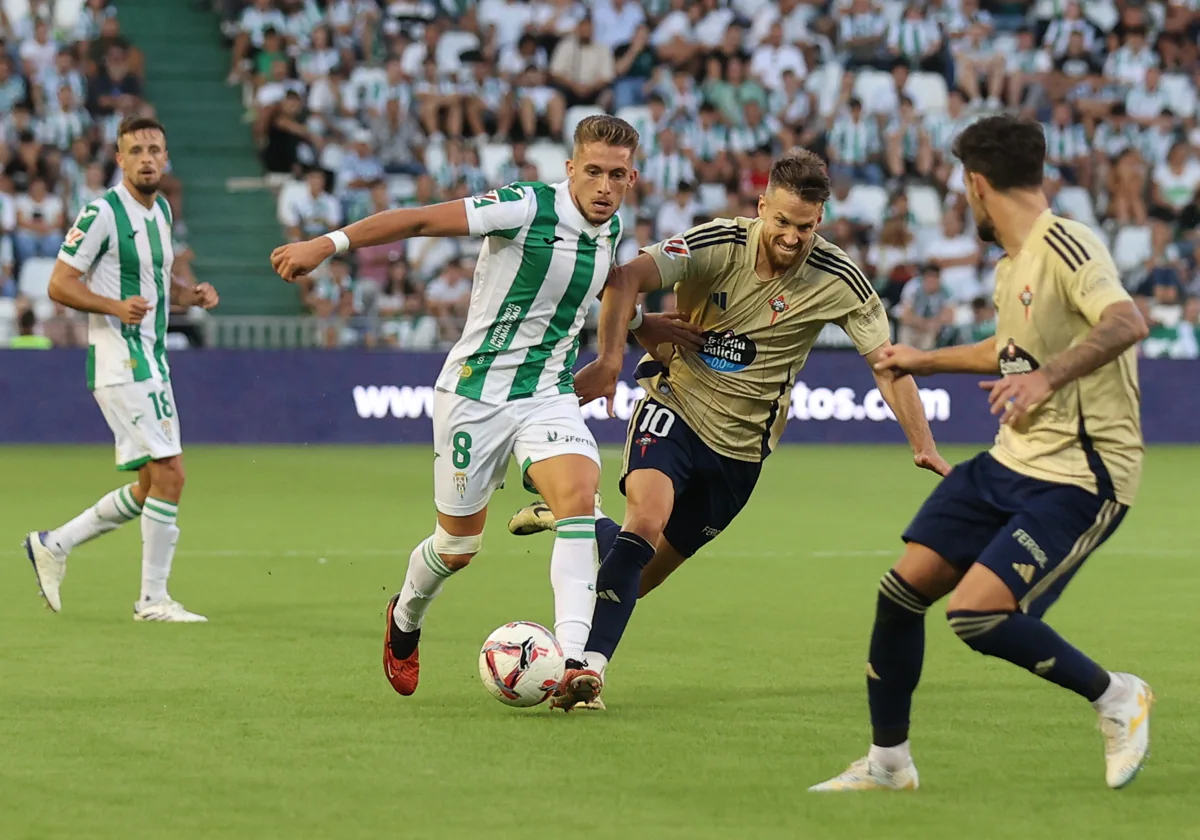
{"left": 433, "top": 389, "right": 600, "bottom": 516}
{"left": 93, "top": 380, "right": 183, "bottom": 471}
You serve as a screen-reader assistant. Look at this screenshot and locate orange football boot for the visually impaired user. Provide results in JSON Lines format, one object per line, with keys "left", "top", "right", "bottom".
{"left": 551, "top": 666, "right": 603, "bottom": 712}
{"left": 383, "top": 594, "right": 420, "bottom": 696}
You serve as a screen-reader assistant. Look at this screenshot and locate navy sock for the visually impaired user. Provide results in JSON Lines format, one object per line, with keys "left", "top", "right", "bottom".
{"left": 948, "top": 610, "right": 1111, "bottom": 701}
{"left": 869, "top": 570, "right": 932, "bottom": 747}
{"left": 583, "top": 531, "right": 655, "bottom": 660}
{"left": 596, "top": 516, "right": 620, "bottom": 559}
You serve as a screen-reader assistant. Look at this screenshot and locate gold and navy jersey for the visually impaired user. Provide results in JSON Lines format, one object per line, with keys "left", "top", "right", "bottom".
{"left": 640, "top": 216, "right": 890, "bottom": 462}
{"left": 991, "top": 210, "right": 1143, "bottom": 505}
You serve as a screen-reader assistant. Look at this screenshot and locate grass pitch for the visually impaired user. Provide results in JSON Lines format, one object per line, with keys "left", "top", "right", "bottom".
{"left": 1, "top": 444, "right": 1197, "bottom": 840}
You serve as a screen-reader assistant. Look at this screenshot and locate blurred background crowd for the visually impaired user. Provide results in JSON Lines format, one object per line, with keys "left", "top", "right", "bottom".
{"left": 2, "top": 0, "right": 1200, "bottom": 360}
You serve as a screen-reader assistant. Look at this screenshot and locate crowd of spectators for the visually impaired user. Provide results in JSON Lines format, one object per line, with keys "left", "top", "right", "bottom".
{"left": 0, "top": 0, "right": 200, "bottom": 349}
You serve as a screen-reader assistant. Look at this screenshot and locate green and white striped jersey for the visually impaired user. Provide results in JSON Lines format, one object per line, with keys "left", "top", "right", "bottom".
{"left": 58, "top": 183, "right": 174, "bottom": 391}
{"left": 437, "top": 180, "right": 622, "bottom": 404}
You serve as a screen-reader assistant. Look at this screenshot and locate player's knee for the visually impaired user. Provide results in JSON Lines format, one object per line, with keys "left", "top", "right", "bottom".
{"left": 622, "top": 507, "right": 669, "bottom": 545}
{"left": 149, "top": 456, "right": 185, "bottom": 498}
{"left": 876, "top": 569, "right": 932, "bottom": 623}
{"left": 433, "top": 525, "right": 483, "bottom": 571}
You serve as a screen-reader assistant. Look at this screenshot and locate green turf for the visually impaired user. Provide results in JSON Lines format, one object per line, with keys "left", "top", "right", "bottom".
{"left": 0, "top": 444, "right": 1197, "bottom": 840}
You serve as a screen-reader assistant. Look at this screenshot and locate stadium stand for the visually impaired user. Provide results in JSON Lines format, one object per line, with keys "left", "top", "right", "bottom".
{"left": 4, "top": 0, "right": 1200, "bottom": 360}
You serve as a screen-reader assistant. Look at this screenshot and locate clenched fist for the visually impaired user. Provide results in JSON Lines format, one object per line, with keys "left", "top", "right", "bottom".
{"left": 271, "top": 237, "right": 336, "bottom": 282}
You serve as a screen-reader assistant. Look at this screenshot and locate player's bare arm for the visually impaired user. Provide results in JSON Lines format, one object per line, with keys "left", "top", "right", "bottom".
{"left": 866, "top": 341, "right": 951, "bottom": 477}
{"left": 48, "top": 259, "right": 151, "bottom": 325}
{"left": 874, "top": 336, "right": 999, "bottom": 377}
{"left": 170, "top": 280, "right": 219, "bottom": 310}
{"left": 574, "top": 254, "right": 703, "bottom": 412}
{"left": 271, "top": 200, "right": 471, "bottom": 281}
{"left": 985, "top": 300, "right": 1148, "bottom": 426}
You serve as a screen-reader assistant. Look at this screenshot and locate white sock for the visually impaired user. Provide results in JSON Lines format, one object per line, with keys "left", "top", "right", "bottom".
{"left": 1093, "top": 671, "right": 1128, "bottom": 712}
{"left": 49, "top": 484, "right": 142, "bottom": 556}
{"left": 394, "top": 537, "right": 456, "bottom": 632}
{"left": 583, "top": 651, "right": 609, "bottom": 678}
{"left": 869, "top": 741, "right": 912, "bottom": 771}
{"left": 140, "top": 497, "right": 179, "bottom": 603}
{"left": 550, "top": 516, "right": 598, "bottom": 662}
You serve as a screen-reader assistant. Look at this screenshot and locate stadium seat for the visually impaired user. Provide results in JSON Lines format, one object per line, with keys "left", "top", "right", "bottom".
{"left": 480, "top": 143, "right": 512, "bottom": 184}
{"left": 847, "top": 184, "right": 888, "bottom": 224}
{"left": 276, "top": 179, "right": 308, "bottom": 226}
{"left": 564, "top": 105, "right": 606, "bottom": 145}
{"left": 908, "top": 73, "right": 949, "bottom": 114}
{"left": 386, "top": 174, "right": 416, "bottom": 202}
{"left": 1112, "top": 225, "right": 1152, "bottom": 276}
{"left": 1057, "top": 186, "right": 1099, "bottom": 228}
{"left": 697, "top": 183, "right": 728, "bottom": 214}
{"left": 615, "top": 105, "right": 651, "bottom": 131}
{"left": 805, "top": 63, "right": 844, "bottom": 117}
{"left": 0, "top": 296, "right": 15, "bottom": 344}
{"left": 526, "top": 142, "right": 569, "bottom": 183}
{"left": 2, "top": 0, "right": 29, "bottom": 26}
{"left": 18, "top": 258, "right": 55, "bottom": 300}
{"left": 852, "top": 70, "right": 893, "bottom": 109}
{"left": 32, "top": 296, "right": 55, "bottom": 323}
{"left": 53, "top": 0, "right": 85, "bottom": 31}
{"left": 436, "top": 31, "right": 481, "bottom": 72}
{"left": 906, "top": 185, "right": 943, "bottom": 229}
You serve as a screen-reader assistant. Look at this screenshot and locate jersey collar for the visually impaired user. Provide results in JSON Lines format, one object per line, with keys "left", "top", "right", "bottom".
{"left": 553, "top": 180, "right": 610, "bottom": 238}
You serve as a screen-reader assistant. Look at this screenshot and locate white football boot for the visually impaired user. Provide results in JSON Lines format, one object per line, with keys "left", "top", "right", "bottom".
{"left": 133, "top": 597, "right": 208, "bottom": 623}
{"left": 808, "top": 756, "right": 920, "bottom": 792}
{"left": 23, "top": 531, "right": 66, "bottom": 612}
{"left": 1096, "top": 672, "right": 1154, "bottom": 789}
{"left": 509, "top": 492, "right": 604, "bottom": 536}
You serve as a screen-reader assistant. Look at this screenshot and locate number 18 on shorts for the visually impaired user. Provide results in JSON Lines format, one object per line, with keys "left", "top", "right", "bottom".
{"left": 92, "top": 380, "right": 183, "bottom": 471}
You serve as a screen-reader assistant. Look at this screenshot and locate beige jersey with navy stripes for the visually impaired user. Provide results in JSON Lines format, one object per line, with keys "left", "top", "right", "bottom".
{"left": 990, "top": 210, "right": 1143, "bottom": 505}
{"left": 640, "top": 217, "right": 890, "bottom": 462}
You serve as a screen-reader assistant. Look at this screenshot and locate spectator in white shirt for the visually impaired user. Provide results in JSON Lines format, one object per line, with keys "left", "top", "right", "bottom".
{"left": 866, "top": 62, "right": 918, "bottom": 117}
{"left": 655, "top": 182, "right": 699, "bottom": 241}
{"left": 650, "top": 0, "right": 703, "bottom": 68}
{"left": 1103, "top": 27, "right": 1159, "bottom": 87}
{"left": 19, "top": 19, "right": 59, "bottom": 81}
{"left": 693, "top": 0, "right": 737, "bottom": 49}
{"left": 425, "top": 259, "right": 472, "bottom": 343}
{"left": 954, "top": 22, "right": 1004, "bottom": 107}
{"left": 1151, "top": 142, "right": 1200, "bottom": 218}
{"left": 1004, "top": 28, "right": 1052, "bottom": 109}
{"left": 227, "top": 0, "right": 287, "bottom": 84}
{"left": 1126, "top": 66, "right": 1169, "bottom": 126}
{"left": 747, "top": 0, "right": 810, "bottom": 49}
{"left": 887, "top": 3, "right": 943, "bottom": 73}
{"left": 921, "top": 211, "right": 982, "bottom": 303}
{"left": 749, "top": 23, "right": 806, "bottom": 94}
{"left": 591, "top": 0, "right": 646, "bottom": 51}
{"left": 549, "top": 16, "right": 616, "bottom": 110}
{"left": 13, "top": 177, "right": 64, "bottom": 264}
{"left": 280, "top": 168, "right": 343, "bottom": 242}
{"left": 1041, "top": 2, "right": 1095, "bottom": 58}
{"left": 640, "top": 129, "right": 696, "bottom": 205}
{"left": 508, "top": 34, "right": 565, "bottom": 141}
{"left": 840, "top": 0, "right": 889, "bottom": 70}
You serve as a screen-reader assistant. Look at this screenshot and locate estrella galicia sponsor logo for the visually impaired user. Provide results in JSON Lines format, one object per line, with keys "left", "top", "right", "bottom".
{"left": 699, "top": 330, "right": 757, "bottom": 373}
{"left": 998, "top": 338, "right": 1039, "bottom": 375}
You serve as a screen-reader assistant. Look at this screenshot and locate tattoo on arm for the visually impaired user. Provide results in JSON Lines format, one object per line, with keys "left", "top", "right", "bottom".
{"left": 1041, "top": 302, "right": 1148, "bottom": 391}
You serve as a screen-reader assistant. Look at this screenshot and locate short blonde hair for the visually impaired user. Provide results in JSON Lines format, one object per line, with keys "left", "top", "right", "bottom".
{"left": 573, "top": 115, "right": 639, "bottom": 155}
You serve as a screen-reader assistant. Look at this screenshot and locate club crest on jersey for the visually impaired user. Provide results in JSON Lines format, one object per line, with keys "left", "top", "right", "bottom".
{"left": 1020, "top": 285, "right": 1033, "bottom": 320}
{"left": 999, "top": 338, "right": 1040, "bottom": 375}
{"left": 662, "top": 236, "right": 691, "bottom": 260}
{"left": 453, "top": 471, "right": 468, "bottom": 498}
{"left": 768, "top": 295, "right": 788, "bottom": 325}
{"left": 635, "top": 433, "right": 657, "bottom": 456}
{"left": 699, "top": 330, "right": 758, "bottom": 373}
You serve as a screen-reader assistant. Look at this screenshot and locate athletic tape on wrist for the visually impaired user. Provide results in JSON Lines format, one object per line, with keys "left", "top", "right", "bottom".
{"left": 324, "top": 230, "right": 351, "bottom": 254}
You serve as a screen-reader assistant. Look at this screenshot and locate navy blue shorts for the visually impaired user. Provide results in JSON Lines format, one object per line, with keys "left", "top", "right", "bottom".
{"left": 621, "top": 396, "right": 761, "bottom": 559}
{"left": 903, "top": 452, "right": 1128, "bottom": 618}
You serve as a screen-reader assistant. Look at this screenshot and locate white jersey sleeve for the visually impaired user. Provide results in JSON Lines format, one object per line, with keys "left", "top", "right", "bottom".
{"left": 463, "top": 183, "right": 537, "bottom": 238}
{"left": 58, "top": 201, "right": 113, "bottom": 273}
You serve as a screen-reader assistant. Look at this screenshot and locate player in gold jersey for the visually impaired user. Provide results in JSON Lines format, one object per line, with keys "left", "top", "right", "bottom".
{"left": 509, "top": 150, "right": 949, "bottom": 707}
{"left": 812, "top": 115, "right": 1154, "bottom": 794}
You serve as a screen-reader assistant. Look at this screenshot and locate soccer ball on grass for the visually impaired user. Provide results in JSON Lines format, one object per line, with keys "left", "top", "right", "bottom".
{"left": 478, "top": 621, "right": 565, "bottom": 707}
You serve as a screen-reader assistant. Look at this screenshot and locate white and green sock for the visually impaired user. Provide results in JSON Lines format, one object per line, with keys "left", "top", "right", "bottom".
{"left": 550, "top": 516, "right": 598, "bottom": 662}
{"left": 394, "top": 537, "right": 456, "bottom": 632}
{"left": 140, "top": 498, "right": 179, "bottom": 603}
{"left": 49, "top": 484, "right": 143, "bottom": 556}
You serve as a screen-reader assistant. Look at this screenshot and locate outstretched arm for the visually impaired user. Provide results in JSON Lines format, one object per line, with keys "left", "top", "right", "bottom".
{"left": 271, "top": 201, "right": 471, "bottom": 281}
{"left": 873, "top": 336, "right": 999, "bottom": 376}
{"left": 866, "top": 341, "right": 951, "bottom": 477}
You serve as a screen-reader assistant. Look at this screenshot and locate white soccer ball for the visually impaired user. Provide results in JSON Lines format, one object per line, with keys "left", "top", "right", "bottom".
{"left": 478, "top": 621, "right": 565, "bottom": 707}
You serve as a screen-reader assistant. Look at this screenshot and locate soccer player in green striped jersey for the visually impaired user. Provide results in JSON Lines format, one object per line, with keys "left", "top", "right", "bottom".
{"left": 273, "top": 116, "right": 698, "bottom": 710}
{"left": 24, "top": 117, "right": 219, "bottom": 623}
